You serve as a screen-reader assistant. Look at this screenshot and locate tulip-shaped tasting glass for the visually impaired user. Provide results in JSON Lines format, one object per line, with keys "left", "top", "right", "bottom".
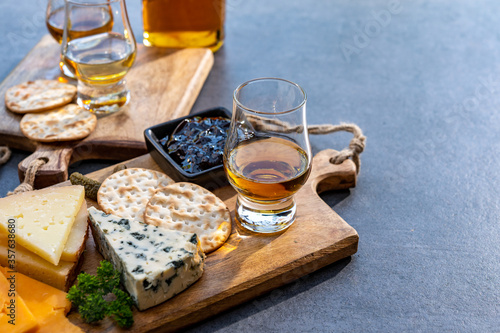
{"left": 46, "top": 0, "right": 113, "bottom": 78}
{"left": 224, "top": 78, "right": 312, "bottom": 233}
{"left": 61, "top": 0, "right": 136, "bottom": 115}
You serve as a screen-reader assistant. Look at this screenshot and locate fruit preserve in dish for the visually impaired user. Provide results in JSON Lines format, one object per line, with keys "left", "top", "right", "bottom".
{"left": 160, "top": 116, "right": 230, "bottom": 173}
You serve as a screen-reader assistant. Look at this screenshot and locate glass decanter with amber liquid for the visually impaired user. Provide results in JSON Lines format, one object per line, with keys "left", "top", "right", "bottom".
{"left": 142, "top": 0, "right": 225, "bottom": 51}
{"left": 224, "top": 78, "right": 312, "bottom": 234}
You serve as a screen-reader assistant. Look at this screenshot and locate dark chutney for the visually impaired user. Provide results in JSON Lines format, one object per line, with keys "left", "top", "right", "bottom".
{"left": 160, "top": 116, "right": 230, "bottom": 174}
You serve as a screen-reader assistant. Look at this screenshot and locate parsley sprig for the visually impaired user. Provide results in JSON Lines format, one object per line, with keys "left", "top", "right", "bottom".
{"left": 67, "top": 261, "right": 134, "bottom": 328}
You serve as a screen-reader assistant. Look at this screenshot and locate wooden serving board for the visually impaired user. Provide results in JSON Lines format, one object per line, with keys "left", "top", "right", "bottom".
{"left": 64, "top": 149, "right": 359, "bottom": 332}
{"left": 0, "top": 35, "right": 213, "bottom": 188}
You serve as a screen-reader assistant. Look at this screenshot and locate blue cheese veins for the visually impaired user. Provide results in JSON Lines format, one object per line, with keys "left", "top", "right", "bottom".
{"left": 87, "top": 207, "right": 205, "bottom": 311}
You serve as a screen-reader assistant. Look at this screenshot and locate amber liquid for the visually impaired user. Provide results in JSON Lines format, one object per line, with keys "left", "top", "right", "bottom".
{"left": 225, "top": 137, "right": 311, "bottom": 202}
{"left": 64, "top": 32, "right": 136, "bottom": 85}
{"left": 46, "top": 6, "right": 113, "bottom": 43}
{"left": 142, "top": 0, "right": 225, "bottom": 51}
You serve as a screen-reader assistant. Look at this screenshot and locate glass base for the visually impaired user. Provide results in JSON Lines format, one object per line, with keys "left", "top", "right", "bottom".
{"left": 76, "top": 80, "right": 129, "bottom": 115}
{"left": 235, "top": 195, "right": 296, "bottom": 234}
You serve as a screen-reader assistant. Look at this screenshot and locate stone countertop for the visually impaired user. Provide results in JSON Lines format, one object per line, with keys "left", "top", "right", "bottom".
{"left": 0, "top": 0, "right": 498, "bottom": 332}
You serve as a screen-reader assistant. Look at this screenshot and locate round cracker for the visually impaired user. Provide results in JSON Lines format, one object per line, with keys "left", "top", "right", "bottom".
{"left": 97, "top": 168, "right": 175, "bottom": 223}
{"left": 20, "top": 104, "right": 97, "bottom": 142}
{"left": 5, "top": 80, "right": 76, "bottom": 113}
{"left": 144, "top": 182, "right": 231, "bottom": 253}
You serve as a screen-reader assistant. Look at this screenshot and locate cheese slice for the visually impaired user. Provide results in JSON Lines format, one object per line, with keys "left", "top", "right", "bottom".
{"left": 0, "top": 236, "right": 80, "bottom": 291}
{"left": 0, "top": 267, "right": 38, "bottom": 333}
{"left": 0, "top": 266, "right": 82, "bottom": 332}
{"left": 0, "top": 200, "right": 88, "bottom": 263}
{"left": 60, "top": 200, "right": 88, "bottom": 262}
{"left": 88, "top": 207, "right": 205, "bottom": 310}
{"left": 0, "top": 266, "right": 71, "bottom": 315}
{"left": 0, "top": 185, "right": 85, "bottom": 265}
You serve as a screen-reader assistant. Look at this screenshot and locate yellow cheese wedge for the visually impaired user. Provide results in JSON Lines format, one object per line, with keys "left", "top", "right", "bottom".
{"left": 0, "top": 267, "right": 82, "bottom": 332}
{"left": 0, "top": 200, "right": 88, "bottom": 264}
{"left": 0, "top": 267, "right": 38, "bottom": 333}
{"left": 0, "top": 236, "right": 80, "bottom": 291}
{"left": 0, "top": 185, "right": 85, "bottom": 265}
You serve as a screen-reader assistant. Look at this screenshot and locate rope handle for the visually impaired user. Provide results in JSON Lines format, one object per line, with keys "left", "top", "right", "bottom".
{"left": 308, "top": 123, "right": 366, "bottom": 174}
{"left": 1, "top": 146, "right": 49, "bottom": 196}
{"left": 7, "top": 158, "right": 47, "bottom": 196}
{"left": 0, "top": 146, "right": 11, "bottom": 165}
{"left": 247, "top": 116, "right": 366, "bottom": 174}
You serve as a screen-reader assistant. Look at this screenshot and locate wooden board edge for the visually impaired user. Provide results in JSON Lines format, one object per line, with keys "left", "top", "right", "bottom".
{"left": 0, "top": 133, "right": 35, "bottom": 151}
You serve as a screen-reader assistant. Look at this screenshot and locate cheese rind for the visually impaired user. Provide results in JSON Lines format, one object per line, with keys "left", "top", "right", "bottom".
{"left": 0, "top": 185, "right": 85, "bottom": 265}
{"left": 88, "top": 207, "right": 205, "bottom": 311}
{"left": 60, "top": 201, "right": 88, "bottom": 262}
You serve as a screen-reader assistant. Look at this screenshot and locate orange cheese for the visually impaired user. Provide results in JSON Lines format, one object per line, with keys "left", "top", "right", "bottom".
{"left": 36, "top": 310, "right": 83, "bottom": 333}
{"left": 0, "top": 267, "right": 38, "bottom": 333}
{"left": 0, "top": 266, "right": 82, "bottom": 332}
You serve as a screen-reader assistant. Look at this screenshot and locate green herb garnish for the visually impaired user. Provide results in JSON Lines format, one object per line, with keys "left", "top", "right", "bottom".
{"left": 67, "top": 261, "right": 134, "bottom": 328}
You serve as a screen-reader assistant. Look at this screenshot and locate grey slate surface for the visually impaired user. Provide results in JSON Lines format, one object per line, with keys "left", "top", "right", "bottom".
{"left": 0, "top": 0, "right": 499, "bottom": 332}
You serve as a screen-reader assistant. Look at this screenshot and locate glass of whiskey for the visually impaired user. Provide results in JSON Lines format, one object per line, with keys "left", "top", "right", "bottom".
{"left": 61, "top": 0, "right": 137, "bottom": 115}
{"left": 46, "top": 0, "right": 114, "bottom": 78}
{"left": 224, "top": 78, "right": 312, "bottom": 233}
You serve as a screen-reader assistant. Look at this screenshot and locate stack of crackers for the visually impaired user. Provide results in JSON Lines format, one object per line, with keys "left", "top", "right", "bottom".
{"left": 96, "top": 167, "right": 232, "bottom": 253}
{"left": 5, "top": 80, "right": 97, "bottom": 142}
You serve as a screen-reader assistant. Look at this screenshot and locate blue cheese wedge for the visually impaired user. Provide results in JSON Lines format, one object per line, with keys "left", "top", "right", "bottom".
{"left": 87, "top": 207, "right": 205, "bottom": 311}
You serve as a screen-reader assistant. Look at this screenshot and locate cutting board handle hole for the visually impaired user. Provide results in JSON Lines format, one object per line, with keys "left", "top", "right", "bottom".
{"left": 38, "top": 157, "right": 49, "bottom": 163}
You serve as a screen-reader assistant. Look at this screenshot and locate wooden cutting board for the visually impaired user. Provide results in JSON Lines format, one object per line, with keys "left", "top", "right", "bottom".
{"left": 63, "top": 149, "right": 359, "bottom": 332}
{"left": 0, "top": 35, "right": 213, "bottom": 188}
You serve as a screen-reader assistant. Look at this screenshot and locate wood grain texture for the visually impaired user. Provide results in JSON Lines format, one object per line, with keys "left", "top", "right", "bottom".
{"left": 0, "top": 35, "right": 214, "bottom": 188}
{"left": 61, "top": 149, "right": 359, "bottom": 332}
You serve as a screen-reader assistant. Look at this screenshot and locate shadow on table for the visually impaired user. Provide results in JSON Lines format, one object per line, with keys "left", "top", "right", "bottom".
{"left": 319, "top": 189, "right": 351, "bottom": 208}
{"left": 186, "top": 256, "right": 354, "bottom": 332}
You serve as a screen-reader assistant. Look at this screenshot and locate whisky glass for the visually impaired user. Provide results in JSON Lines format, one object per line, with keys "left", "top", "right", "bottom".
{"left": 224, "top": 78, "right": 312, "bottom": 233}
{"left": 61, "top": 0, "right": 136, "bottom": 115}
{"left": 46, "top": 0, "right": 113, "bottom": 78}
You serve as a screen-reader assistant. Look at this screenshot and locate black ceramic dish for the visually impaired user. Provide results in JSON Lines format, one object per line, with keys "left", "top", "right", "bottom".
{"left": 144, "top": 107, "right": 232, "bottom": 191}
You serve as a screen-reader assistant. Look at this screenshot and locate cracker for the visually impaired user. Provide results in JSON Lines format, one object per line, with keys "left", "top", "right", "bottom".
{"left": 20, "top": 104, "right": 97, "bottom": 142}
{"left": 97, "top": 168, "right": 175, "bottom": 223}
{"left": 5, "top": 80, "right": 76, "bottom": 113}
{"left": 144, "top": 182, "right": 231, "bottom": 253}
